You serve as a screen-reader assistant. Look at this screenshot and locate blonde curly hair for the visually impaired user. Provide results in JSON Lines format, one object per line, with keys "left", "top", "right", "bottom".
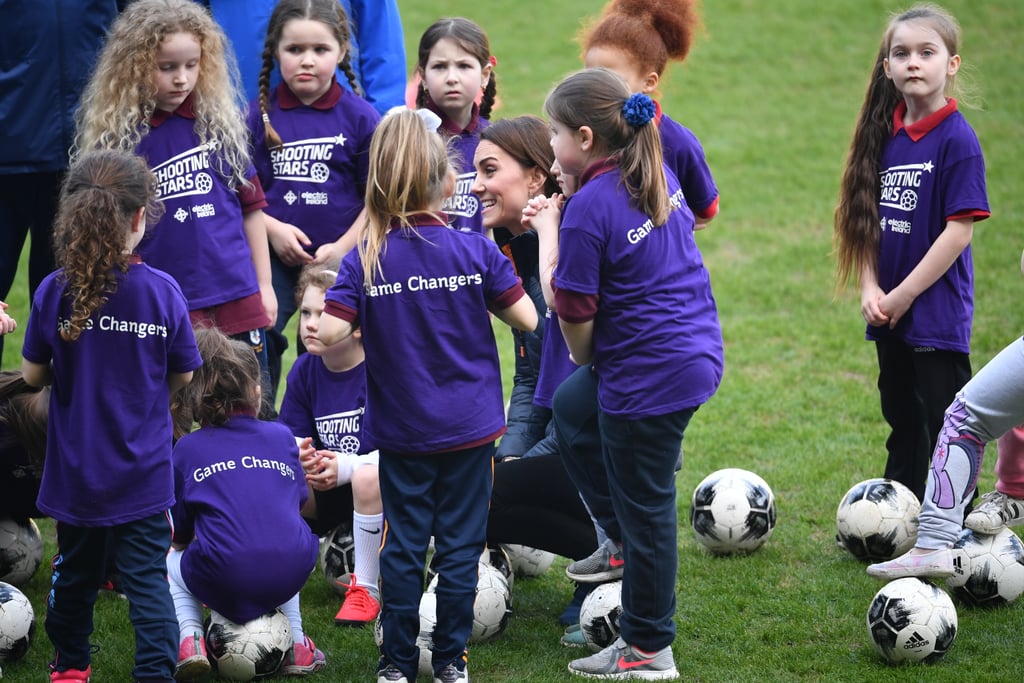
{"left": 73, "top": 0, "right": 252, "bottom": 189}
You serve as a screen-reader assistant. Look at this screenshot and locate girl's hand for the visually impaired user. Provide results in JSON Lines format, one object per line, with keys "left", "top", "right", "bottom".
{"left": 0, "top": 301, "right": 15, "bottom": 335}
{"left": 266, "top": 215, "right": 314, "bottom": 267}
{"left": 521, "top": 194, "right": 563, "bottom": 235}
{"left": 259, "top": 282, "right": 278, "bottom": 329}
{"left": 312, "top": 241, "right": 343, "bottom": 267}
{"left": 296, "top": 437, "right": 317, "bottom": 472}
{"left": 860, "top": 283, "right": 890, "bottom": 327}
{"left": 305, "top": 449, "right": 339, "bottom": 491}
{"left": 879, "top": 287, "right": 914, "bottom": 329}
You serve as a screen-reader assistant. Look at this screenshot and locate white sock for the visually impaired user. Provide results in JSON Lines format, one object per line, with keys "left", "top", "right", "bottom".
{"left": 353, "top": 511, "right": 383, "bottom": 596}
{"left": 166, "top": 548, "right": 204, "bottom": 639}
{"left": 278, "top": 593, "right": 304, "bottom": 645}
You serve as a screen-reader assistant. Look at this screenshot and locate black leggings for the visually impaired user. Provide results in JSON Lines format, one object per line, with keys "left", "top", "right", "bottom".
{"left": 487, "top": 453, "right": 597, "bottom": 560}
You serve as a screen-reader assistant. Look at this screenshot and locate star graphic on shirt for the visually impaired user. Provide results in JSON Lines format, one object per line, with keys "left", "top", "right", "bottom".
{"left": 334, "top": 133, "right": 347, "bottom": 146}
{"left": 922, "top": 161, "right": 934, "bottom": 173}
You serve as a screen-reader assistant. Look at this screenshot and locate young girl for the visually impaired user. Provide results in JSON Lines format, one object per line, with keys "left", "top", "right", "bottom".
{"left": 167, "top": 327, "right": 323, "bottom": 681}
{"left": 317, "top": 109, "right": 537, "bottom": 683}
{"left": 249, "top": 0, "right": 381, "bottom": 399}
{"left": 278, "top": 263, "right": 384, "bottom": 626}
{"left": 834, "top": 4, "right": 989, "bottom": 501}
{"left": 73, "top": 0, "right": 278, "bottom": 391}
{"left": 545, "top": 67, "right": 723, "bottom": 679}
{"left": 415, "top": 17, "right": 496, "bottom": 234}
{"left": 580, "top": 0, "right": 719, "bottom": 227}
{"left": 20, "top": 149, "right": 202, "bottom": 683}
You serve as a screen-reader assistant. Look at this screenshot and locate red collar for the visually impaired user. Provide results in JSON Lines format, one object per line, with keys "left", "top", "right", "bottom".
{"left": 128, "top": 254, "right": 143, "bottom": 264}
{"left": 653, "top": 99, "right": 664, "bottom": 127}
{"left": 276, "top": 79, "right": 343, "bottom": 110}
{"left": 423, "top": 96, "right": 481, "bottom": 135}
{"left": 579, "top": 157, "right": 618, "bottom": 187}
{"left": 150, "top": 92, "right": 196, "bottom": 127}
{"left": 893, "top": 98, "right": 958, "bottom": 142}
{"left": 389, "top": 212, "right": 449, "bottom": 230}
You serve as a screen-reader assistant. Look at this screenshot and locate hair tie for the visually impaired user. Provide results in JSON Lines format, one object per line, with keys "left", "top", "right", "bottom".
{"left": 489, "top": 55, "right": 497, "bottom": 68}
{"left": 322, "top": 270, "right": 339, "bottom": 279}
{"left": 261, "top": 111, "right": 271, "bottom": 125}
{"left": 622, "top": 93, "right": 656, "bottom": 128}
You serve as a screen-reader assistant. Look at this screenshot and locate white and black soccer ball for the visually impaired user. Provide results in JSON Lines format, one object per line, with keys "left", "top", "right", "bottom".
{"left": 946, "top": 527, "right": 1024, "bottom": 606}
{"left": 866, "top": 577, "right": 957, "bottom": 664}
{"left": 470, "top": 563, "right": 512, "bottom": 643}
{"left": 319, "top": 523, "right": 356, "bottom": 597}
{"left": 0, "top": 582, "right": 35, "bottom": 663}
{"left": 690, "top": 468, "right": 777, "bottom": 554}
{"left": 579, "top": 579, "right": 622, "bottom": 652}
{"left": 481, "top": 545, "right": 515, "bottom": 596}
{"left": 501, "top": 544, "right": 555, "bottom": 577}
{"left": 416, "top": 590, "right": 436, "bottom": 678}
{"left": 0, "top": 518, "right": 43, "bottom": 587}
{"left": 205, "top": 608, "right": 292, "bottom": 681}
{"left": 836, "top": 478, "right": 920, "bottom": 561}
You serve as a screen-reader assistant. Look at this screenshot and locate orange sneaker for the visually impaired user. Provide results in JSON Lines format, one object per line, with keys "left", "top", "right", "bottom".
{"left": 334, "top": 578, "right": 381, "bottom": 626}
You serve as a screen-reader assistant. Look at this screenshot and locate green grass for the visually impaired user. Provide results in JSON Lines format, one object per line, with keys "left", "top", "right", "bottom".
{"left": 4, "top": 0, "right": 1024, "bottom": 680}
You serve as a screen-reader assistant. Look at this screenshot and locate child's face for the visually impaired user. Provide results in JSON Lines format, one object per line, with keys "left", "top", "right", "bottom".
{"left": 549, "top": 119, "right": 588, "bottom": 177}
{"left": 472, "top": 140, "right": 538, "bottom": 232}
{"left": 884, "top": 20, "right": 959, "bottom": 106}
{"left": 551, "top": 160, "right": 578, "bottom": 198}
{"left": 154, "top": 32, "right": 202, "bottom": 112}
{"left": 298, "top": 285, "right": 329, "bottom": 356}
{"left": 420, "top": 38, "right": 491, "bottom": 121}
{"left": 277, "top": 19, "right": 345, "bottom": 105}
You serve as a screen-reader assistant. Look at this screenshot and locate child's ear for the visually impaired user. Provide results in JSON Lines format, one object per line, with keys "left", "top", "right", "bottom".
{"left": 578, "top": 125, "right": 594, "bottom": 153}
{"left": 131, "top": 206, "right": 146, "bottom": 233}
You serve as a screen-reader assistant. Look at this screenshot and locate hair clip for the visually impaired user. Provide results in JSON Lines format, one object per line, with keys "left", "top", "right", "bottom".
{"left": 489, "top": 55, "right": 498, "bottom": 68}
{"left": 622, "top": 93, "right": 656, "bottom": 128}
{"left": 386, "top": 105, "right": 443, "bottom": 133}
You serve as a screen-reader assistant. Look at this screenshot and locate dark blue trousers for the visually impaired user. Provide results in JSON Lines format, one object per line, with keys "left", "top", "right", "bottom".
{"left": 553, "top": 363, "right": 695, "bottom": 651}
{"left": 47, "top": 512, "right": 177, "bottom": 682}
{"left": 377, "top": 443, "right": 493, "bottom": 681}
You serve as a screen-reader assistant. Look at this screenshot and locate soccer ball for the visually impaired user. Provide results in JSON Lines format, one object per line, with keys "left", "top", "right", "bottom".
{"left": 946, "top": 527, "right": 1024, "bottom": 606}
{"left": 0, "top": 582, "right": 35, "bottom": 663}
{"left": 319, "top": 523, "right": 356, "bottom": 596}
{"left": 501, "top": 544, "right": 555, "bottom": 577}
{"left": 866, "top": 577, "right": 957, "bottom": 664}
{"left": 690, "top": 468, "right": 777, "bottom": 554}
{"left": 482, "top": 545, "right": 515, "bottom": 596}
{"left": 0, "top": 518, "right": 44, "bottom": 587}
{"left": 836, "top": 478, "right": 920, "bottom": 561}
{"left": 579, "top": 580, "right": 622, "bottom": 652}
{"left": 470, "top": 563, "right": 512, "bottom": 643}
{"left": 416, "top": 590, "right": 437, "bottom": 677}
{"left": 205, "top": 608, "right": 292, "bottom": 680}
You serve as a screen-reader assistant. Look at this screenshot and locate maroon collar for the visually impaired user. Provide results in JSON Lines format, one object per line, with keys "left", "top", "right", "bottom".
{"left": 579, "top": 157, "right": 618, "bottom": 187}
{"left": 276, "top": 79, "right": 343, "bottom": 110}
{"left": 150, "top": 92, "right": 196, "bottom": 127}
{"left": 389, "top": 212, "right": 449, "bottom": 230}
{"left": 423, "top": 95, "right": 481, "bottom": 135}
{"left": 893, "top": 98, "right": 958, "bottom": 142}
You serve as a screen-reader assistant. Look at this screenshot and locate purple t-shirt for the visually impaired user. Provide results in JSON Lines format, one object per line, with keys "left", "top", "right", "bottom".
{"left": 22, "top": 263, "right": 202, "bottom": 525}
{"left": 324, "top": 216, "right": 525, "bottom": 453}
{"left": 278, "top": 352, "right": 373, "bottom": 454}
{"left": 135, "top": 106, "right": 261, "bottom": 310}
{"left": 555, "top": 166, "right": 723, "bottom": 418}
{"left": 171, "top": 415, "right": 318, "bottom": 624}
{"left": 248, "top": 82, "right": 380, "bottom": 251}
{"left": 427, "top": 102, "right": 489, "bottom": 233}
{"left": 869, "top": 100, "right": 988, "bottom": 354}
{"left": 658, "top": 111, "right": 719, "bottom": 216}
{"left": 533, "top": 307, "right": 576, "bottom": 409}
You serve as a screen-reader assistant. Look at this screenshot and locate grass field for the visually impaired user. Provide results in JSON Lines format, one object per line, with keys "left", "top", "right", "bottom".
{"left": 3, "top": 0, "right": 1024, "bottom": 681}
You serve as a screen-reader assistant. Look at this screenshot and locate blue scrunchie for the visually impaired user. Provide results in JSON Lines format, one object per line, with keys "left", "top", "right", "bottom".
{"left": 622, "top": 93, "right": 656, "bottom": 128}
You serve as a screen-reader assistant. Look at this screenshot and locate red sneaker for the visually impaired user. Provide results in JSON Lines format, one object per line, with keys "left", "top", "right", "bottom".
{"left": 334, "top": 580, "right": 381, "bottom": 626}
{"left": 49, "top": 665, "right": 91, "bottom": 683}
{"left": 281, "top": 635, "right": 326, "bottom": 676}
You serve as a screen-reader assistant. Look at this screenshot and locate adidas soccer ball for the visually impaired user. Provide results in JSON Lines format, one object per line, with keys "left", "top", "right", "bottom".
{"left": 319, "top": 523, "right": 356, "bottom": 596}
{"left": 206, "top": 609, "right": 292, "bottom": 680}
{"left": 866, "top": 577, "right": 957, "bottom": 664}
{"left": 579, "top": 580, "right": 622, "bottom": 652}
{"left": 946, "top": 527, "right": 1024, "bottom": 606}
{"left": 836, "top": 478, "right": 920, "bottom": 561}
{"left": 0, "top": 518, "right": 43, "bottom": 587}
{"left": 0, "top": 582, "right": 35, "bottom": 663}
{"left": 501, "top": 544, "right": 555, "bottom": 577}
{"left": 690, "top": 468, "right": 777, "bottom": 554}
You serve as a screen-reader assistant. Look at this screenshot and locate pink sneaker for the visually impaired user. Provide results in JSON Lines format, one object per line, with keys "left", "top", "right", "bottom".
{"left": 281, "top": 635, "right": 326, "bottom": 676}
{"left": 334, "top": 579, "right": 381, "bottom": 626}
{"left": 49, "top": 665, "right": 91, "bottom": 682}
{"left": 174, "top": 631, "right": 211, "bottom": 681}
{"left": 866, "top": 547, "right": 954, "bottom": 580}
